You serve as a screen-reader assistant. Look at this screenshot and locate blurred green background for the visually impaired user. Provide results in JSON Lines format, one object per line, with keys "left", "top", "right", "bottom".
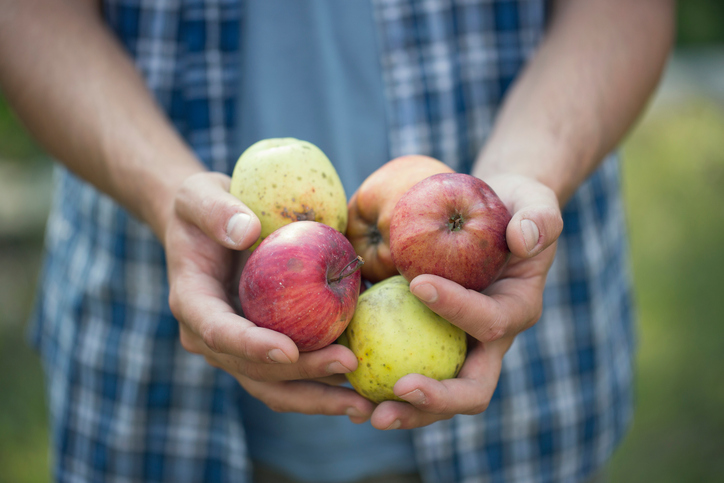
{"left": 1, "top": 3, "right": 723, "bottom": 482}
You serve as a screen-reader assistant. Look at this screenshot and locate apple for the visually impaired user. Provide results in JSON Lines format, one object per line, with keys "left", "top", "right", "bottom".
{"left": 389, "top": 173, "right": 511, "bottom": 292}
{"left": 239, "top": 221, "right": 364, "bottom": 352}
{"left": 339, "top": 275, "right": 467, "bottom": 403}
{"left": 346, "top": 155, "right": 455, "bottom": 283}
{"left": 230, "top": 138, "right": 348, "bottom": 250}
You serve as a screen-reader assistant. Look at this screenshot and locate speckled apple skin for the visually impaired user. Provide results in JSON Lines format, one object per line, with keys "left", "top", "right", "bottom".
{"left": 230, "top": 138, "right": 348, "bottom": 250}
{"left": 389, "top": 173, "right": 512, "bottom": 292}
{"left": 239, "top": 221, "right": 361, "bottom": 352}
{"left": 346, "top": 155, "right": 455, "bottom": 283}
{"left": 341, "top": 276, "right": 467, "bottom": 403}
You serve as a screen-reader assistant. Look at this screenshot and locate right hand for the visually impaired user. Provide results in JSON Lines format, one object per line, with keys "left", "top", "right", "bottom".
{"left": 165, "top": 171, "right": 375, "bottom": 422}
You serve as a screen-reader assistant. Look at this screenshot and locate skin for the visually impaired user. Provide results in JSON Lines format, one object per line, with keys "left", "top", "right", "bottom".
{"left": 0, "top": 0, "right": 675, "bottom": 430}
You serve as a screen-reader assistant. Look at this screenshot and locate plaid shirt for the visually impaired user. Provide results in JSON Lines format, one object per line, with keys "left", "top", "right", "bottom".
{"left": 31, "top": 1, "right": 635, "bottom": 482}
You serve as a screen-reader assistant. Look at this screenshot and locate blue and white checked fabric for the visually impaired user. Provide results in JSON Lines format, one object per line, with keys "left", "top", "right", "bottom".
{"left": 30, "top": 1, "right": 635, "bottom": 482}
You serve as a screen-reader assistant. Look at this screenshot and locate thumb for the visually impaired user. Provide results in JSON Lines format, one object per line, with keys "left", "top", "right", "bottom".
{"left": 507, "top": 204, "right": 562, "bottom": 259}
{"left": 487, "top": 176, "right": 563, "bottom": 259}
{"left": 175, "top": 171, "right": 262, "bottom": 250}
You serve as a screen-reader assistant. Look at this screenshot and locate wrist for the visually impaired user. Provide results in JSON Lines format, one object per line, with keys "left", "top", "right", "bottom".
{"left": 472, "top": 126, "right": 596, "bottom": 207}
{"left": 137, "top": 155, "right": 207, "bottom": 244}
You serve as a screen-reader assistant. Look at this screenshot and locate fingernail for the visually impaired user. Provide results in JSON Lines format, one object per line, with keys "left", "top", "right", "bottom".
{"left": 267, "top": 349, "right": 291, "bottom": 364}
{"left": 521, "top": 219, "right": 539, "bottom": 253}
{"left": 385, "top": 420, "right": 402, "bottom": 430}
{"left": 400, "top": 389, "right": 427, "bottom": 405}
{"left": 326, "top": 361, "right": 353, "bottom": 374}
{"left": 412, "top": 283, "right": 438, "bottom": 304}
{"left": 346, "top": 407, "right": 366, "bottom": 419}
{"left": 226, "top": 213, "right": 251, "bottom": 245}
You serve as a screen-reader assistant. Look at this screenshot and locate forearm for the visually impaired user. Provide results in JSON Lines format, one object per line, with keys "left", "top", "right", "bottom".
{"left": 473, "top": 0, "right": 675, "bottom": 205}
{"left": 0, "top": 0, "right": 205, "bottom": 241}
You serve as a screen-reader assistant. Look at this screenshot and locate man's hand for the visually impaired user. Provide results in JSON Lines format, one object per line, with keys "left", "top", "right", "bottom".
{"left": 165, "top": 172, "right": 375, "bottom": 421}
{"left": 368, "top": 174, "right": 562, "bottom": 430}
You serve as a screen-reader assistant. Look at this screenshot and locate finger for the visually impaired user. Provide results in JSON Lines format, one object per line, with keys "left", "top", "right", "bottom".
{"left": 311, "top": 374, "right": 350, "bottom": 386}
{"left": 488, "top": 176, "right": 563, "bottom": 258}
{"left": 507, "top": 203, "right": 563, "bottom": 259}
{"left": 175, "top": 171, "right": 262, "bottom": 250}
{"left": 370, "top": 400, "right": 447, "bottom": 430}
{"left": 193, "top": 308, "right": 302, "bottom": 365}
{"left": 209, "top": 342, "right": 359, "bottom": 383}
{"left": 170, "top": 270, "right": 300, "bottom": 364}
{"left": 409, "top": 271, "right": 545, "bottom": 341}
{"left": 238, "top": 377, "right": 376, "bottom": 422}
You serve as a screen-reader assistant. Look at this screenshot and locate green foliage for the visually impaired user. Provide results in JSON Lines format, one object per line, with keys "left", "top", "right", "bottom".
{"left": 677, "top": 1, "right": 724, "bottom": 46}
{"left": 609, "top": 99, "right": 724, "bottom": 482}
{"left": 0, "top": 94, "right": 44, "bottom": 160}
{"left": 0, "top": 323, "right": 50, "bottom": 483}
{"left": 0, "top": 244, "right": 50, "bottom": 483}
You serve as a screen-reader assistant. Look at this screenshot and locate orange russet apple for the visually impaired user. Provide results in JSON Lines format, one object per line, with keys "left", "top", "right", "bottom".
{"left": 346, "top": 155, "right": 454, "bottom": 283}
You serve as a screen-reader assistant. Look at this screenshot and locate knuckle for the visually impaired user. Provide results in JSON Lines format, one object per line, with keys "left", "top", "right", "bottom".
{"left": 179, "top": 329, "right": 201, "bottom": 354}
{"left": 435, "top": 414, "right": 455, "bottom": 423}
{"left": 203, "top": 355, "right": 221, "bottom": 369}
{"left": 174, "top": 176, "right": 199, "bottom": 216}
{"left": 465, "top": 399, "right": 489, "bottom": 415}
{"left": 265, "top": 398, "right": 290, "bottom": 413}
{"left": 554, "top": 211, "right": 564, "bottom": 234}
{"left": 428, "top": 398, "right": 452, "bottom": 415}
{"left": 480, "top": 309, "right": 509, "bottom": 342}
{"left": 538, "top": 185, "right": 558, "bottom": 205}
{"left": 237, "top": 331, "right": 258, "bottom": 363}
{"left": 316, "top": 386, "right": 346, "bottom": 415}
{"left": 229, "top": 357, "right": 251, "bottom": 378}
{"left": 241, "top": 363, "right": 267, "bottom": 382}
{"left": 297, "top": 362, "right": 321, "bottom": 381}
{"left": 168, "top": 290, "right": 181, "bottom": 319}
{"left": 540, "top": 204, "right": 563, "bottom": 238}
{"left": 201, "top": 324, "right": 220, "bottom": 353}
{"left": 484, "top": 323, "right": 507, "bottom": 343}
{"left": 529, "top": 305, "right": 544, "bottom": 326}
{"left": 522, "top": 294, "right": 545, "bottom": 330}
{"left": 205, "top": 198, "right": 228, "bottom": 236}
{"left": 443, "top": 302, "right": 467, "bottom": 326}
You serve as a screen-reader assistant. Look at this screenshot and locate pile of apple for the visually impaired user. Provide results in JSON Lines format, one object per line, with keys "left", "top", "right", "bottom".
{"left": 231, "top": 138, "right": 511, "bottom": 403}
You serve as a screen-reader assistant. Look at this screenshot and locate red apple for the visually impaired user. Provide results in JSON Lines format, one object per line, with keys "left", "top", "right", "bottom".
{"left": 239, "top": 221, "right": 364, "bottom": 352}
{"left": 389, "top": 173, "right": 511, "bottom": 292}
{"left": 346, "top": 155, "right": 455, "bottom": 283}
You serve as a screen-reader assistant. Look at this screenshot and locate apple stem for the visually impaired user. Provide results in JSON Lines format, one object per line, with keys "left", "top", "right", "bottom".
{"left": 329, "top": 256, "right": 365, "bottom": 283}
{"left": 368, "top": 225, "right": 382, "bottom": 245}
{"left": 448, "top": 213, "right": 464, "bottom": 231}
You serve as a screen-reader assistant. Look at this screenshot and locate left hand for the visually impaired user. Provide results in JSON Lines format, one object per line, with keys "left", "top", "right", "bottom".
{"left": 369, "top": 174, "right": 563, "bottom": 430}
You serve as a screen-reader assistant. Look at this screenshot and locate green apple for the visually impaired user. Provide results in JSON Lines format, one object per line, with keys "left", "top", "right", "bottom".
{"left": 230, "top": 138, "right": 348, "bottom": 250}
{"left": 341, "top": 276, "right": 467, "bottom": 403}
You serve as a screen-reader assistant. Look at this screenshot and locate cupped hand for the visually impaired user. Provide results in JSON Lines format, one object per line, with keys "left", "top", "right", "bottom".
{"left": 165, "top": 172, "right": 375, "bottom": 421}
{"left": 369, "top": 174, "right": 563, "bottom": 430}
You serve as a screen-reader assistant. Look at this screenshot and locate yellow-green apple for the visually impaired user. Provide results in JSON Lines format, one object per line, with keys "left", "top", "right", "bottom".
{"left": 339, "top": 275, "right": 467, "bottom": 403}
{"left": 346, "top": 155, "right": 454, "bottom": 283}
{"left": 230, "top": 138, "right": 348, "bottom": 250}
{"left": 239, "top": 221, "right": 363, "bottom": 352}
{"left": 389, "top": 173, "right": 511, "bottom": 292}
